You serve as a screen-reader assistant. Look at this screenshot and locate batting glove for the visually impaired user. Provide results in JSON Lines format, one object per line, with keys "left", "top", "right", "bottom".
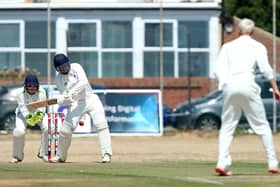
{"left": 57, "top": 94, "right": 74, "bottom": 105}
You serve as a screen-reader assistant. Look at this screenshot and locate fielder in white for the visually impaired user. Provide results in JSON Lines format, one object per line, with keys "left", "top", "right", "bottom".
{"left": 214, "top": 18, "right": 280, "bottom": 176}
{"left": 11, "top": 75, "right": 49, "bottom": 163}
{"left": 50, "top": 53, "right": 112, "bottom": 163}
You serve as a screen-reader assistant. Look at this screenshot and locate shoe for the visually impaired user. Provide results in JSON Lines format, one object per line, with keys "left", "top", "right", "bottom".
{"left": 41, "top": 156, "right": 49, "bottom": 162}
{"left": 37, "top": 152, "right": 43, "bottom": 159}
{"left": 215, "top": 167, "right": 232, "bottom": 176}
{"left": 37, "top": 152, "right": 49, "bottom": 162}
{"left": 49, "top": 156, "right": 65, "bottom": 163}
{"left": 268, "top": 168, "right": 279, "bottom": 174}
{"left": 102, "top": 153, "right": 111, "bottom": 163}
{"left": 10, "top": 158, "right": 22, "bottom": 163}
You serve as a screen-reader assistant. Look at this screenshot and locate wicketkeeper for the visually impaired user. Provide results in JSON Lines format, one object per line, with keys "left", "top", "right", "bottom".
{"left": 50, "top": 53, "right": 112, "bottom": 163}
{"left": 11, "top": 74, "right": 49, "bottom": 163}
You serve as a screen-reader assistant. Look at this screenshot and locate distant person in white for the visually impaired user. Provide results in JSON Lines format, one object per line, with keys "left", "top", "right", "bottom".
{"left": 214, "top": 18, "right": 280, "bottom": 176}
{"left": 50, "top": 53, "right": 112, "bottom": 163}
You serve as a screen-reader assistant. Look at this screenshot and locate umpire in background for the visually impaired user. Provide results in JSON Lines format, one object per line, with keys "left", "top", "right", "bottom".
{"left": 214, "top": 18, "right": 280, "bottom": 176}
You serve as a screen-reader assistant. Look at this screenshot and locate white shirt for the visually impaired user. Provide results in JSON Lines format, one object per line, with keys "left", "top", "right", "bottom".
{"left": 214, "top": 35, "right": 274, "bottom": 90}
{"left": 55, "top": 63, "right": 93, "bottom": 102}
{"left": 16, "top": 87, "right": 47, "bottom": 117}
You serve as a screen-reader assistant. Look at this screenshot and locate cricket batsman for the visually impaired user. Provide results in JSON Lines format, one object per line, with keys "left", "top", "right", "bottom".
{"left": 50, "top": 53, "right": 112, "bottom": 163}
{"left": 11, "top": 74, "right": 49, "bottom": 163}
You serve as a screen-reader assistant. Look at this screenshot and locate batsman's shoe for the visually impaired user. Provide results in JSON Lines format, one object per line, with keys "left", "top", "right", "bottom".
{"left": 215, "top": 167, "right": 232, "bottom": 176}
{"left": 10, "top": 158, "right": 22, "bottom": 164}
{"left": 49, "top": 156, "right": 65, "bottom": 163}
{"left": 37, "top": 152, "right": 43, "bottom": 159}
{"left": 37, "top": 152, "right": 48, "bottom": 162}
{"left": 102, "top": 153, "right": 111, "bottom": 163}
{"left": 41, "top": 156, "right": 49, "bottom": 162}
{"left": 268, "top": 168, "right": 279, "bottom": 174}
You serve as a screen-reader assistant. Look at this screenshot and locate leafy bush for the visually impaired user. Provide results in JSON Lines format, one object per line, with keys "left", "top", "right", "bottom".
{"left": 0, "top": 67, "right": 40, "bottom": 79}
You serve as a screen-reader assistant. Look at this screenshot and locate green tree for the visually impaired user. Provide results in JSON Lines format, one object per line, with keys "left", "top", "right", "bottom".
{"left": 223, "top": 0, "right": 280, "bottom": 36}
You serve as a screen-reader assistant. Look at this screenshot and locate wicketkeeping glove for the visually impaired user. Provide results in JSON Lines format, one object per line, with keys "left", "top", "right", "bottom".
{"left": 33, "top": 111, "right": 44, "bottom": 124}
{"left": 25, "top": 113, "right": 37, "bottom": 127}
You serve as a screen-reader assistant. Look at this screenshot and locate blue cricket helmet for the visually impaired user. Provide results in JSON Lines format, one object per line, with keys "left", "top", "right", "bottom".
{"left": 53, "top": 53, "right": 69, "bottom": 69}
{"left": 24, "top": 74, "right": 39, "bottom": 86}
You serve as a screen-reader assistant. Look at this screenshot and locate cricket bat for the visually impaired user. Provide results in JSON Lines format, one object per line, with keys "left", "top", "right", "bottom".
{"left": 26, "top": 98, "right": 57, "bottom": 110}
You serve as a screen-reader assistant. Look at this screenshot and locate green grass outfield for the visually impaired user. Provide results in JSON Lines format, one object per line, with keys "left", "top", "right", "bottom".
{"left": 0, "top": 161, "right": 279, "bottom": 187}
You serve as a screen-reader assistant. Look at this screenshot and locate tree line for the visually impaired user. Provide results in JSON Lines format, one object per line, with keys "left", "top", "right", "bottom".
{"left": 224, "top": 0, "right": 280, "bottom": 36}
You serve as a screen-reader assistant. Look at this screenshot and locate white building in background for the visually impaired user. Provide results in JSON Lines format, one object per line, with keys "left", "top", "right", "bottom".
{"left": 0, "top": 0, "right": 222, "bottom": 79}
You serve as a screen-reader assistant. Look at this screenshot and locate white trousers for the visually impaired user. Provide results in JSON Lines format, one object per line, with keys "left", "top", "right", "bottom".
{"left": 12, "top": 113, "right": 48, "bottom": 161}
{"left": 217, "top": 80, "right": 278, "bottom": 169}
{"left": 57, "top": 93, "right": 112, "bottom": 161}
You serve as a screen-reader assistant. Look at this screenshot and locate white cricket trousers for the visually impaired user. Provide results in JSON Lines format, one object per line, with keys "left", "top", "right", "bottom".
{"left": 57, "top": 93, "right": 112, "bottom": 161}
{"left": 217, "top": 80, "right": 278, "bottom": 169}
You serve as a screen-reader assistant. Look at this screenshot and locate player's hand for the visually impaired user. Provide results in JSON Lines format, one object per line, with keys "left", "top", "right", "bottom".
{"left": 33, "top": 111, "right": 44, "bottom": 123}
{"left": 35, "top": 111, "right": 44, "bottom": 117}
{"left": 57, "top": 95, "right": 74, "bottom": 105}
{"left": 64, "top": 95, "right": 74, "bottom": 103}
{"left": 25, "top": 113, "right": 33, "bottom": 120}
{"left": 25, "top": 113, "right": 37, "bottom": 127}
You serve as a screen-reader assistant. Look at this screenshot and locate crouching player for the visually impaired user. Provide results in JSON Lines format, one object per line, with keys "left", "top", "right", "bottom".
{"left": 10, "top": 75, "right": 49, "bottom": 163}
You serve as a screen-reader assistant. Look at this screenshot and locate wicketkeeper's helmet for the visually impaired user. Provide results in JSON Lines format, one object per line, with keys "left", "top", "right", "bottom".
{"left": 24, "top": 74, "right": 39, "bottom": 90}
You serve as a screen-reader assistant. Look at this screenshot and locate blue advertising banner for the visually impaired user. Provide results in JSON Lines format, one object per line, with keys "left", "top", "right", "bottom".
{"left": 96, "top": 90, "right": 163, "bottom": 136}
{"left": 98, "top": 92, "right": 161, "bottom": 133}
